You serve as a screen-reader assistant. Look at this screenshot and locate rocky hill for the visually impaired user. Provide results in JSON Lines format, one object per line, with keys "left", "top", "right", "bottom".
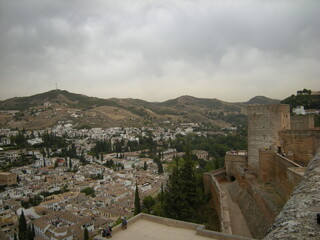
{"left": 0, "top": 90, "right": 276, "bottom": 130}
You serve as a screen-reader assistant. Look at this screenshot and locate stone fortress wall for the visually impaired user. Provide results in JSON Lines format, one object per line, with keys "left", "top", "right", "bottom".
{"left": 224, "top": 151, "right": 247, "bottom": 181}
{"left": 213, "top": 104, "right": 320, "bottom": 239}
{"left": 263, "top": 148, "right": 320, "bottom": 240}
{"left": 279, "top": 129, "right": 320, "bottom": 166}
{"left": 203, "top": 169, "right": 232, "bottom": 235}
{"left": 259, "top": 149, "right": 305, "bottom": 200}
{"left": 246, "top": 105, "right": 290, "bottom": 172}
{"left": 290, "top": 114, "right": 314, "bottom": 130}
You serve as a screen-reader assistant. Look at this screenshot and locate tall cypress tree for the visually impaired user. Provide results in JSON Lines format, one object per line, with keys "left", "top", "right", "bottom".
{"left": 160, "top": 183, "right": 164, "bottom": 204}
{"left": 157, "top": 159, "right": 163, "bottom": 174}
{"left": 134, "top": 183, "right": 141, "bottom": 215}
{"left": 144, "top": 161, "right": 147, "bottom": 170}
{"left": 27, "top": 225, "right": 33, "bottom": 240}
{"left": 84, "top": 228, "right": 89, "bottom": 240}
{"left": 18, "top": 211, "right": 27, "bottom": 240}
{"left": 32, "top": 224, "right": 35, "bottom": 239}
{"left": 69, "top": 158, "right": 72, "bottom": 169}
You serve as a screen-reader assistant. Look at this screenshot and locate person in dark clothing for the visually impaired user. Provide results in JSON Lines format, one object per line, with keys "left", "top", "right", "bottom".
{"left": 108, "top": 225, "right": 112, "bottom": 237}
{"left": 121, "top": 217, "right": 127, "bottom": 230}
{"left": 102, "top": 226, "right": 112, "bottom": 238}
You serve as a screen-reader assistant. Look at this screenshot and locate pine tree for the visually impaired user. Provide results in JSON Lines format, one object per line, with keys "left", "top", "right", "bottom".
{"left": 180, "top": 151, "right": 198, "bottom": 209}
{"left": 84, "top": 228, "right": 89, "bottom": 240}
{"left": 163, "top": 163, "right": 185, "bottom": 220}
{"left": 134, "top": 183, "right": 141, "bottom": 215}
{"left": 163, "top": 151, "right": 199, "bottom": 222}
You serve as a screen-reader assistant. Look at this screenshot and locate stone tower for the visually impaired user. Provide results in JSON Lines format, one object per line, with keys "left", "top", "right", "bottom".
{"left": 247, "top": 104, "right": 290, "bottom": 171}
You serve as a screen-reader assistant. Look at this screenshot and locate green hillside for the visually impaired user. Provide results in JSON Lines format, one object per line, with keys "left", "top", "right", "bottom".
{"left": 281, "top": 90, "right": 320, "bottom": 110}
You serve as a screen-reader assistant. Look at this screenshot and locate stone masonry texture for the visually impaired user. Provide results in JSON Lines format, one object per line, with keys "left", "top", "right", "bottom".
{"left": 263, "top": 148, "right": 320, "bottom": 240}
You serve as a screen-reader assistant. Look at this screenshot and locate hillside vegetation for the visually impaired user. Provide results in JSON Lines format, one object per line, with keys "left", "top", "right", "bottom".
{"left": 0, "top": 90, "right": 280, "bottom": 129}
{"left": 281, "top": 91, "right": 320, "bottom": 110}
{"left": 0, "top": 90, "right": 118, "bottom": 110}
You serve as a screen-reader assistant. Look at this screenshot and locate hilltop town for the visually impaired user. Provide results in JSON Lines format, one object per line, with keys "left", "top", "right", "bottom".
{"left": 0, "top": 121, "right": 218, "bottom": 239}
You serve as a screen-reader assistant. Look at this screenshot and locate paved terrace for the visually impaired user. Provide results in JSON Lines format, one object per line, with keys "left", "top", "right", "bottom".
{"left": 111, "top": 219, "right": 215, "bottom": 240}
{"left": 95, "top": 214, "right": 255, "bottom": 240}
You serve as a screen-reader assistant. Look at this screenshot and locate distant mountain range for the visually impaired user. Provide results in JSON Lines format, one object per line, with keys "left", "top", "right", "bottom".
{"left": 0, "top": 90, "right": 281, "bottom": 129}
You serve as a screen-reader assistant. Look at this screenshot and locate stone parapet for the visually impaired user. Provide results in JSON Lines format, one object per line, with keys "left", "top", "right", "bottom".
{"left": 204, "top": 170, "right": 232, "bottom": 235}
{"left": 279, "top": 129, "right": 320, "bottom": 166}
{"left": 291, "top": 115, "right": 314, "bottom": 130}
{"left": 263, "top": 148, "right": 320, "bottom": 240}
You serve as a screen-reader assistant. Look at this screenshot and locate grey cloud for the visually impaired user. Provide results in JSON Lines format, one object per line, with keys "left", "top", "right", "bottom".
{"left": 0, "top": 0, "right": 319, "bottom": 101}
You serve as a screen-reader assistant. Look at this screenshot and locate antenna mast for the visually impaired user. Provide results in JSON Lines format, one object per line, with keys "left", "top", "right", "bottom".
{"left": 55, "top": 82, "right": 58, "bottom": 90}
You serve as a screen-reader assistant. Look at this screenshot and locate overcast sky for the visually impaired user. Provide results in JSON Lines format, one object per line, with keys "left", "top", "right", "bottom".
{"left": 0, "top": 0, "right": 319, "bottom": 102}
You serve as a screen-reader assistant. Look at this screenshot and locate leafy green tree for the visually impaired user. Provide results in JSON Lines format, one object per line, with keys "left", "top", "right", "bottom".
{"left": 21, "top": 200, "right": 30, "bottom": 209}
{"left": 134, "top": 183, "right": 141, "bottom": 215}
{"left": 143, "top": 196, "right": 155, "bottom": 213}
{"left": 163, "top": 149, "right": 199, "bottom": 222}
{"left": 81, "top": 187, "right": 95, "bottom": 197}
{"left": 29, "top": 195, "right": 42, "bottom": 206}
